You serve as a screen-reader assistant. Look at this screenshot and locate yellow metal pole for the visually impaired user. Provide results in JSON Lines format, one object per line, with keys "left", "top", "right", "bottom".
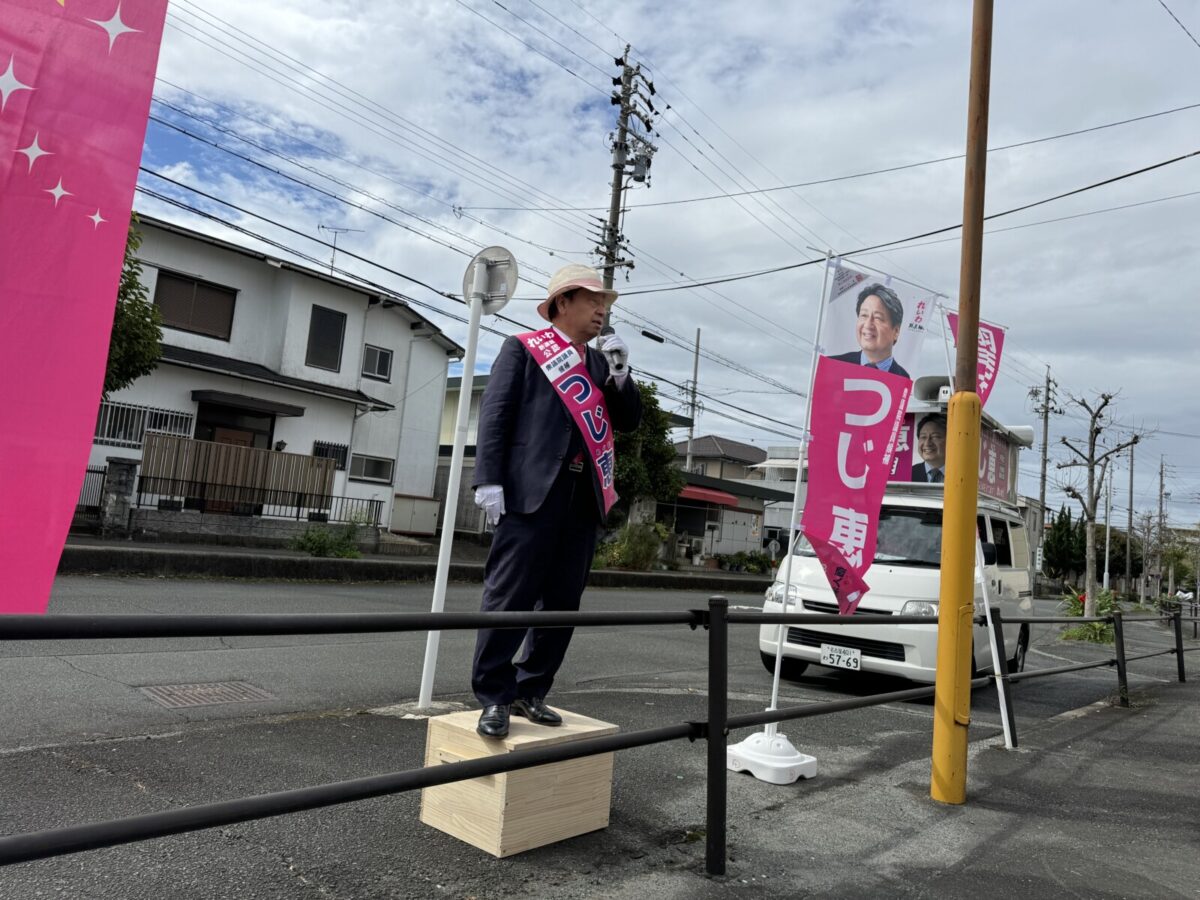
{"left": 931, "top": 0, "right": 993, "bottom": 805}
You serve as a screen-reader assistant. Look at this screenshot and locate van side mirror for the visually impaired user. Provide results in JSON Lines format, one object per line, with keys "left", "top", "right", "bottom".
{"left": 980, "top": 542, "right": 997, "bottom": 566}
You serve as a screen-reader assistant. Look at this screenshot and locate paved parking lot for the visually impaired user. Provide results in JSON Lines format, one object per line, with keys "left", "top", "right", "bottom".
{"left": 0, "top": 577, "right": 1195, "bottom": 898}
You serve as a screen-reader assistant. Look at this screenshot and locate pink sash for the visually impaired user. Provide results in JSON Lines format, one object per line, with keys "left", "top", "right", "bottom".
{"left": 517, "top": 329, "right": 618, "bottom": 515}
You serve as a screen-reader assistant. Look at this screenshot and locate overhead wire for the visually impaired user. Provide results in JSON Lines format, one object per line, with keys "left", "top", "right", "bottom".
{"left": 134, "top": 183, "right": 807, "bottom": 438}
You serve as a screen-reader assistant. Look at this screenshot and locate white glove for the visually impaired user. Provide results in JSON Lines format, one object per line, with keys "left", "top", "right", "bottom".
{"left": 474, "top": 484, "right": 505, "bottom": 526}
{"left": 598, "top": 331, "right": 630, "bottom": 376}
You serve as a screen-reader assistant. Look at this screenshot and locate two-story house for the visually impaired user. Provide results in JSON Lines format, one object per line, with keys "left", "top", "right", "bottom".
{"left": 87, "top": 215, "right": 462, "bottom": 536}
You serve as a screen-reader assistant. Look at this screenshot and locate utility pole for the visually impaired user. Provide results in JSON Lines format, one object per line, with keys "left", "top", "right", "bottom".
{"left": 1103, "top": 472, "right": 1112, "bottom": 590}
{"left": 931, "top": 0, "right": 993, "bottom": 807}
{"left": 1125, "top": 440, "right": 1134, "bottom": 591}
{"left": 1158, "top": 455, "right": 1166, "bottom": 599}
{"left": 684, "top": 328, "right": 701, "bottom": 473}
{"left": 600, "top": 46, "right": 658, "bottom": 321}
{"left": 1029, "top": 365, "right": 1060, "bottom": 541}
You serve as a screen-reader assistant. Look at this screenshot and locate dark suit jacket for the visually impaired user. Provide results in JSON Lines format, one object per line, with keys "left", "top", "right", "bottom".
{"left": 473, "top": 335, "right": 643, "bottom": 520}
{"left": 828, "top": 350, "right": 911, "bottom": 380}
{"left": 910, "top": 462, "right": 944, "bottom": 483}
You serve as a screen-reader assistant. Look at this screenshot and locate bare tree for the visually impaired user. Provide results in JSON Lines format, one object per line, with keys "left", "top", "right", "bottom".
{"left": 1056, "top": 393, "right": 1141, "bottom": 617}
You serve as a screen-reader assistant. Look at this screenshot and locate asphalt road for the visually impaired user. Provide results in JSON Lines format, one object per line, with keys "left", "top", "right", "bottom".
{"left": 0, "top": 577, "right": 1193, "bottom": 898}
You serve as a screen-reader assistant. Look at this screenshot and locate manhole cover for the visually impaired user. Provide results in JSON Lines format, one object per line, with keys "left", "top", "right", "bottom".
{"left": 139, "top": 681, "right": 275, "bottom": 709}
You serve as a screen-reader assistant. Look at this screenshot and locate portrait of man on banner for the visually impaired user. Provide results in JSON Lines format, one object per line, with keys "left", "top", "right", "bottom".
{"left": 818, "top": 263, "right": 933, "bottom": 381}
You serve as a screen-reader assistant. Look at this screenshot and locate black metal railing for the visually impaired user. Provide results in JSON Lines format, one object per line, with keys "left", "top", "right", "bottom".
{"left": 0, "top": 600, "right": 1192, "bottom": 876}
{"left": 136, "top": 476, "right": 383, "bottom": 526}
{"left": 71, "top": 466, "right": 107, "bottom": 529}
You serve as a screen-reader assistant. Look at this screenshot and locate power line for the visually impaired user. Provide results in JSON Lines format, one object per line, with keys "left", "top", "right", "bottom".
{"left": 1157, "top": 0, "right": 1200, "bottom": 50}
{"left": 459, "top": 100, "right": 1200, "bottom": 211}
{"left": 133, "top": 189, "right": 808, "bottom": 438}
{"left": 611, "top": 147, "right": 1200, "bottom": 296}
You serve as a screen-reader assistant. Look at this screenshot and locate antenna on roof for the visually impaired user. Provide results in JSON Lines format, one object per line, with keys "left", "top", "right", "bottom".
{"left": 317, "top": 224, "right": 364, "bottom": 275}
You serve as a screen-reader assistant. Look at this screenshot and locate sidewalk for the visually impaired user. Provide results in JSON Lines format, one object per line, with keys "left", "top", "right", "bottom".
{"left": 0, "top": 620, "right": 1195, "bottom": 898}
{"left": 59, "top": 534, "right": 773, "bottom": 593}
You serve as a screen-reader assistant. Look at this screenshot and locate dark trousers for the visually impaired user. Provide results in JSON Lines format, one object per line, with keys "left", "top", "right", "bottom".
{"left": 471, "top": 465, "right": 599, "bottom": 706}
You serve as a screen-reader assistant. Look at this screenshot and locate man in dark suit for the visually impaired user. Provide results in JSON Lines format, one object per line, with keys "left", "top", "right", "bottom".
{"left": 829, "top": 283, "right": 911, "bottom": 379}
{"left": 910, "top": 413, "right": 947, "bottom": 483}
{"left": 470, "top": 264, "right": 643, "bottom": 738}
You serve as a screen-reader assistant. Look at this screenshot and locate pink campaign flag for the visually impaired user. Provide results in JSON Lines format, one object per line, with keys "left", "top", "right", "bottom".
{"left": 801, "top": 356, "right": 911, "bottom": 614}
{"left": 0, "top": 1, "right": 168, "bottom": 614}
{"left": 946, "top": 312, "right": 1006, "bottom": 408}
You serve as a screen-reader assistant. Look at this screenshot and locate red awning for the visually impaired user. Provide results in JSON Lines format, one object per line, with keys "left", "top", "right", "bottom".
{"left": 679, "top": 486, "right": 739, "bottom": 507}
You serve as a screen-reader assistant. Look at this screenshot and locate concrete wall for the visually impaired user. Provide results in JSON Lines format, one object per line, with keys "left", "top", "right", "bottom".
{"left": 130, "top": 508, "right": 380, "bottom": 552}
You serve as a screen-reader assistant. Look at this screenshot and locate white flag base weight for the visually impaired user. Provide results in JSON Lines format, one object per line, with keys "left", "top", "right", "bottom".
{"left": 726, "top": 731, "right": 818, "bottom": 785}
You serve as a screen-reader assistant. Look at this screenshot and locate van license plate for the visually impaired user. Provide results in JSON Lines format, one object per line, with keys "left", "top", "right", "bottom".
{"left": 820, "top": 643, "right": 861, "bottom": 670}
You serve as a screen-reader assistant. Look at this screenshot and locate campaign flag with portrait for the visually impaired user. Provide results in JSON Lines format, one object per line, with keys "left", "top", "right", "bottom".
{"left": 818, "top": 262, "right": 935, "bottom": 380}
{"left": 945, "top": 312, "right": 1006, "bottom": 409}
{"left": 801, "top": 356, "right": 911, "bottom": 614}
{"left": 0, "top": 0, "right": 169, "bottom": 614}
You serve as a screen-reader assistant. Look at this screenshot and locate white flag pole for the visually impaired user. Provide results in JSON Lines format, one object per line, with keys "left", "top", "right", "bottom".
{"left": 976, "top": 536, "right": 1016, "bottom": 749}
{"left": 940, "top": 303, "right": 957, "bottom": 390}
{"left": 727, "top": 251, "right": 832, "bottom": 784}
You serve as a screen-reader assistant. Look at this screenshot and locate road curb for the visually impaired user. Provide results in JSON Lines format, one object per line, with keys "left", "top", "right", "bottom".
{"left": 59, "top": 544, "right": 772, "bottom": 593}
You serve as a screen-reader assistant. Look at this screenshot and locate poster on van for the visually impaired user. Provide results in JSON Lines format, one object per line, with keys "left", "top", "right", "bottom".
{"left": 888, "top": 413, "right": 1013, "bottom": 500}
{"left": 819, "top": 262, "right": 935, "bottom": 381}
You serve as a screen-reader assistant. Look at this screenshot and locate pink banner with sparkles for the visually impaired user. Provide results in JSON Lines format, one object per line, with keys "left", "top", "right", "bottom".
{"left": 801, "top": 356, "right": 911, "bottom": 614}
{"left": 1, "top": 1, "right": 168, "bottom": 614}
{"left": 946, "top": 312, "right": 1006, "bottom": 408}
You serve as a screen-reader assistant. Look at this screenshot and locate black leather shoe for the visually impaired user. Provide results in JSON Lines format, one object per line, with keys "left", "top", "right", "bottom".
{"left": 511, "top": 697, "right": 562, "bottom": 726}
{"left": 476, "top": 704, "right": 510, "bottom": 738}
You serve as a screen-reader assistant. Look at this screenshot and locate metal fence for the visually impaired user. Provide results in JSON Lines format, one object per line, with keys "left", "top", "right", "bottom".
{"left": 71, "top": 466, "right": 107, "bottom": 530}
{"left": 0, "top": 601, "right": 1194, "bottom": 875}
{"left": 136, "top": 476, "right": 382, "bottom": 526}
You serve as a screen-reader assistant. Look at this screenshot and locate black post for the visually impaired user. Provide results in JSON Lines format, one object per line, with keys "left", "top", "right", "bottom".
{"left": 705, "top": 596, "right": 728, "bottom": 877}
{"left": 1112, "top": 611, "right": 1129, "bottom": 708}
{"left": 1172, "top": 611, "right": 1186, "bottom": 683}
{"left": 987, "top": 607, "right": 1019, "bottom": 748}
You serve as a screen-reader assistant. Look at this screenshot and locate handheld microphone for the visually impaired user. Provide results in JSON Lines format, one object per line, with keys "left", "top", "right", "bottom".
{"left": 600, "top": 325, "right": 615, "bottom": 337}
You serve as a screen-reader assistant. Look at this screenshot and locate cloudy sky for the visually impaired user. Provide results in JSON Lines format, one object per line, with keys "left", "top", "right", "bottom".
{"left": 135, "top": 0, "right": 1200, "bottom": 531}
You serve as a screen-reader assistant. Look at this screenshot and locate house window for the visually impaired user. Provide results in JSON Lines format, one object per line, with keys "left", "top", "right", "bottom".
{"left": 95, "top": 401, "right": 194, "bottom": 449}
{"left": 362, "top": 344, "right": 393, "bottom": 381}
{"left": 313, "top": 440, "right": 349, "bottom": 471}
{"left": 349, "top": 453, "right": 394, "bottom": 484}
{"left": 154, "top": 270, "right": 237, "bottom": 340}
{"left": 306, "top": 305, "right": 346, "bottom": 371}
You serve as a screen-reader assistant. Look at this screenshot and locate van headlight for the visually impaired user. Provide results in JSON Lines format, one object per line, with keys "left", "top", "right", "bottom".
{"left": 900, "top": 600, "right": 938, "bottom": 617}
{"left": 766, "top": 583, "right": 799, "bottom": 604}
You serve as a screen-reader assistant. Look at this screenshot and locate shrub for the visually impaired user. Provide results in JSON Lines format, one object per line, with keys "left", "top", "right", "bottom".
{"left": 292, "top": 524, "right": 362, "bottom": 559}
{"left": 592, "top": 522, "right": 662, "bottom": 571}
{"left": 1058, "top": 587, "right": 1120, "bottom": 643}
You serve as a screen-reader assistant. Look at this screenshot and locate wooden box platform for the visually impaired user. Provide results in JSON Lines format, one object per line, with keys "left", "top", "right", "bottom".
{"left": 420, "top": 708, "right": 618, "bottom": 857}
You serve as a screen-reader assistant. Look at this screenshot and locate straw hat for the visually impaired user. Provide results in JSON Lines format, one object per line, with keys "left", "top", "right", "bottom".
{"left": 537, "top": 263, "right": 619, "bottom": 321}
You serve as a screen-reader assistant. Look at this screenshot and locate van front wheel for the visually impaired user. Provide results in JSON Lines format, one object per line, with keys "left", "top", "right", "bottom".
{"left": 761, "top": 651, "right": 809, "bottom": 680}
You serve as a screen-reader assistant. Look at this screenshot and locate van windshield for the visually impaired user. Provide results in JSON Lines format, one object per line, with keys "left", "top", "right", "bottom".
{"left": 792, "top": 506, "right": 943, "bottom": 568}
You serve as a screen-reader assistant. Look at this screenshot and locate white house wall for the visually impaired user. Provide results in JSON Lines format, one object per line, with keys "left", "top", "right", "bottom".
{"left": 138, "top": 228, "right": 290, "bottom": 371}
{"left": 394, "top": 337, "right": 449, "bottom": 496}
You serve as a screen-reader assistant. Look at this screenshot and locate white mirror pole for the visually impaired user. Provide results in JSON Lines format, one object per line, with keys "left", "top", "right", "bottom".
{"left": 976, "top": 537, "right": 1016, "bottom": 749}
{"left": 417, "top": 262, "right": 488, "bottom": 709}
